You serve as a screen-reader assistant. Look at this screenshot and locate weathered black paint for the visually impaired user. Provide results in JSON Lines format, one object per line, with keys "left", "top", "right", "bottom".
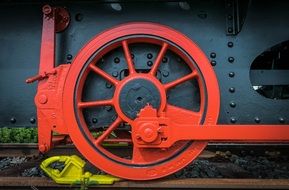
{"left": 0, "top": 0, "right": 288, "bottom": 127}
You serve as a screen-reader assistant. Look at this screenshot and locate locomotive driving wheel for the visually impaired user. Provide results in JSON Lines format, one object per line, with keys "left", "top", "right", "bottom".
{"left": 63, "top": 23, "right": 220, "bottom": 180}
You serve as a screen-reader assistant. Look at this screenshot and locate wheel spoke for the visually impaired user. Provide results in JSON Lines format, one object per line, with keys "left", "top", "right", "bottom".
{"left": 78, "top": 99, "right": 113, "bottom": 109}
{"left": 164, "top": 71, "right": 197, "bottom": 90}
{"left": 94, "top": 117, "right": 123, "bottom": 145}
{"left": 89, "top": 64, "right": 119, "bottom": 86}
{"left": 122, "top": 40, "right": 135, "bottom": 74}
{"left": 149, "top": 42, "right": 169, "bottom": 76}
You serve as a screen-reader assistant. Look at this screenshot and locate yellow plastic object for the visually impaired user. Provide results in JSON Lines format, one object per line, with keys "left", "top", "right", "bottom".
{"left": 40, "top": 155, "right": 120, "bottom": 185}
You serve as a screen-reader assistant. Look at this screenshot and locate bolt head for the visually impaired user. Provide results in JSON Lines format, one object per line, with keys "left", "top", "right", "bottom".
{"left": 38, "top": 94, "right": 48, "bottom": 104}
{"left": 254, "top": 117, "right": 261, "bottom": 123}
{"left": 210, "top": 52, "right": 216, "bottom": 58}
{"left": 10, "top": 117, "right": 16, "bottom": 124}
{"left": 229, "top": 87, "right": 235, "bottom": 93}
{"left": 279, "top": 117, "right": 285, "bottom": 123}
{"left": 147, "top": 61, "right": 153, "bottom": 67}
{"left": 67, "top": 54, "right": 73, "bottom": 60}
{"left": 229, "top": 72, "right": 235, "bottom": 77}
{"left": 30, "top": 117, "right": 36, "bottom": 124}
{"left": 228, "top": 57, "right": 235, "bottom": 63}
{"left": 230, "top": 101, "right": 236, "bottom": 108}
{"left": 227, "top": 42, "right": 234, "bottom": 48}
{"left": 211, "top": 60, "right": 217, "bottom": 66}
{"left": 114, "top": 57, "right": 120, "bottom": 63}
{"left": 147, "top": 53, "right": 153, "bottom": 59}
{"left": 162, "top": 57, "right": 168, "bottom": 63}
{"left": 230, "top": 117, "right": 237, "bottom": 123}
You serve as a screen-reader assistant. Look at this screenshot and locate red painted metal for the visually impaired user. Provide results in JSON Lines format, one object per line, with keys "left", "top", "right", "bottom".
{"left": 28, "top": 5, "right": 70, "bottom": 152}
{"left": 62, "top": 23, "right": 219, "bottom": 180}
{"left": 32, "top": 5, "right": 289, "bottom": 180}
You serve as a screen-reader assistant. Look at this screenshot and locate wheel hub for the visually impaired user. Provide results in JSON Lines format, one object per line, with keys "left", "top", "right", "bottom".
{"left": 118, "top": 78, "right": 161, "bottom": 119}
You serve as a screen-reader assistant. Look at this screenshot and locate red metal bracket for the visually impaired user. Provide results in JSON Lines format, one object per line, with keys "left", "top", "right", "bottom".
{"left": 31, "top": 5, "right": 70, "bottom": 152}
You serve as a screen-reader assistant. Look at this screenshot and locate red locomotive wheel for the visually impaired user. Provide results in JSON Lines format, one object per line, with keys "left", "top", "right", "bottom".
{"left": 63, "top": 23, "right": 220, "bottom": 180}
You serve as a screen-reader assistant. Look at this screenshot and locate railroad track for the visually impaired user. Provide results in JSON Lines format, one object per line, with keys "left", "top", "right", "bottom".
{"left": 1, "top": 143, "right": 289, "bottom": 189}
{"left": 0, "top": 177, "right": 289, "bottom": 190}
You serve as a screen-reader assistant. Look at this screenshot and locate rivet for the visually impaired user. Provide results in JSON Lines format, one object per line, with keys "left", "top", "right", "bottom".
{"left": 105, "top": 106, "right": 112, "bottom": 112}
{"left": 131, "top": 54, "right": 134, "bottom": 59}
{"left": 279, "top": 117, "right": 285, "bottom": 123}
{"left": 162, "top": 57, "right": 168, "bottom": 63}
{"left": 227, "top": 14, "right": 233, "bottom": 20}
{"left": 112, "top": 71, "right": 118, "bottom": 77}
{"left": 147, "top": 61, "right": 153, "bottom": 67}
{"left": 229, "top": 72, "right": 235, "bottom": 77}
{"left": 105, "top": 82, "right": 112, "bottom": 88}
{"left": 230, "top": 117, "right": 237, "bottom": 123}
{"left": 210, "top": 52, "right": 216, "bottom": 58}
{"left": 92, "top": 118, "right": 98, "bottom": 124}
{"left": 75, "top": 13, "right": 83, "bottom": 22}
{"left": 38, "top": 94, "right": 48, "bottom": 104}
{"left": 30, "top": 117, "right": 36, "bottom": 124}
{"left": 147, "top": 53, "right": 153, "bottom": 59}
{"left": 228, "top": 57, "right": 235, "bottom": 63}
{"left": 39, "top": 144, "right": 47, "bottom": 152}
{"left": 229, "top": 87, "right": 235, "bottom": 93}
{"left": 254, "top": 117, "right": 261, "bottom": 123}
{"left": 227, "top": 42, "right": 234, "bottom": 48}
{"left": 228, "top": 27, "right": 233, "bottom": 33}
{"left": 177, "top": 57, "right": 182, "bottom": 63}
{"left": 10, "top": 117, "right": 16, "bottom": 124}
{"left": 230, "top": 101, "right": 236, "bottom": 108}
{"left": 162, "top": 70, "right": 169, "bottom": 77}
{"left": 114, "top": 57, "right": 120, "bottom": 63}
{"left": 67, "top": 54, "right": 73, "bottom": 60}
{"left": 211, "top": 60, "right": 217, "bottom": 66}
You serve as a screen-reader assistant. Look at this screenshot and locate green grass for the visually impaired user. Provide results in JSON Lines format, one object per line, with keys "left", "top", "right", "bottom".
{"left": 0, "top": 127, "right": 37, "bottom": 143}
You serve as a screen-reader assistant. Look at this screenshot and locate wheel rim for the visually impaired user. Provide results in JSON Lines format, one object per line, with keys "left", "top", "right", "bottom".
{"left": 63, "top": 23, "right": 220, "bottom": 180}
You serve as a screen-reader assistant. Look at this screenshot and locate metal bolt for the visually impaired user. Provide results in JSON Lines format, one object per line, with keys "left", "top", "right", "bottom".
{"left": 228, "top": 57, "right": 235, "bottom": 63}
{"left": 105, "top": 106, "right": 112, "bottom": 112}
{"left": 147, "top": 61, "right": 153, "bottom": 67}
{"left": 67, "top": 54, "right": 73, "bottom": 60}
{"left": 147, "top": 53, "right": 153, "bottom": 59}
{"left": 228, "top": 27, "right": 233, "bottom": 33}
{"left": 229, "top": 72, "right": 235, "bottom": 77}
{"left": 227, "top": 14, "right": 233, "bottom": 20}
{"left": 279, "top": 117, "right": 285, "bottom": 123}
{"left": 162, "top": 70, "right": 169, "bottom": 77}
{"left": 230, "top": 101, "right": 236, "bottom": 108}
{"left": 112, "top": 71, "right": 118, "bottom": 77}
{"left": 229, "top": 87, "right": 235, "bottom": 93}
{"left": 106, "top": 82, "right": 112, "bottom": 88}
{"left": 210, "top": 52, "right": 216, "bottom": 58}
{"left": 227, "top": 42, "right": 234, "bottom": 48}
{"left": 10, "top": 117, "right": 16, "bottom": 124}
{"left": 131, "top": 54, "right": 134, "bottom": 59}
{"left": 177, "top": 57, "right": 182, "bottom": 63}
{"left": 211, "top": 60, "right": 217, "bottom": 66}
{"left": 75, "top": 13, "right": 83, "bottom": 21}
{"left": 30, "top": 117, "right": 36, "bottom": 124}
{"left": 162, "top": 57, "right": 168, "bottom": 63}
{"left": 42, "top": 5, "right": 52, "bottom": 15}
{"left": 92, "top": 118, "right": 98, "bottom": 124}
{"left": 38, "top": 94, "right": 48, "bottom": 104}
{"left": 254, "top": 117, "right": 261, "bottom": 123}
{"left": 114, "top": 57, "right": 120, "bottom": 64}
{"left": 230, "top": 117, "right": 237, "bottom": 123}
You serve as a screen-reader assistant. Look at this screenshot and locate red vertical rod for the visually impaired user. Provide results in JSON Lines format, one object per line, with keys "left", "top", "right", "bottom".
{"left": 39, "top": 6, "right": 55, "bottom": 74}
